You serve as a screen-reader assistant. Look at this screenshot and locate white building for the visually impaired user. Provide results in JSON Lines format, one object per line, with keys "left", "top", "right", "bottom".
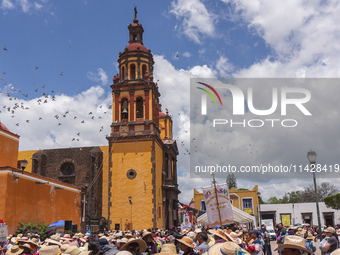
{"left": 260, "top": 202, "right": 340, "bottom": 227}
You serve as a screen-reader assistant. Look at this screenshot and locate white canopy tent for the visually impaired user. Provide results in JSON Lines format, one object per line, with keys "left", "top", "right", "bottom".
{"left": 197, "top": 205, "right": 256, "bottom": 229}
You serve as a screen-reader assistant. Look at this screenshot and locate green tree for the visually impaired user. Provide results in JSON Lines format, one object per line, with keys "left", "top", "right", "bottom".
{"left": 226, "top": 173, "right": 237, "bottom": 189}
{"left": 267, "top": 196, "right": 281, "bottom": 204}
{"left": 281, "top": 191, "right": 302, "bottom": 203}
{"left": 324, "top": 193, "right": 340, "bottom": 210}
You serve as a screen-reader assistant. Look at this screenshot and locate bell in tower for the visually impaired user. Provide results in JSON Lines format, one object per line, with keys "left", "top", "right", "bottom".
{"left": 128, "top": 6, "right": 144, "bottom": 45}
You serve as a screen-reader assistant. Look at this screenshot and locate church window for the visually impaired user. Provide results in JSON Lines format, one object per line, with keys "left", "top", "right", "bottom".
{"left": 142, "top": 65, "right": 147, "bottom": 80}
{"left": 121, "top": 66, "right": 125, "bottom": 80}
{"left": 126, "top": 169, "right": 137, "bottom": 180}
{"left": 136, "top": 97, "right": 143, "bottom": 118}
{"left": 60, "top": 162, "right": 75, "bottom": 176}
{"left": 130, "top": 64, "right": 136, "bottom": 80}
{"left": 133, "top": 33, "right": 137, "bottom": 41}
{"left": 121, "top": 98, "right": 128, "bottom": 120}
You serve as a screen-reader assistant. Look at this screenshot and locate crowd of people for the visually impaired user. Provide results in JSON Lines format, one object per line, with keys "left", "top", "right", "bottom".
{"left": 1, "top": 224, "right": 340, "bottom": 255}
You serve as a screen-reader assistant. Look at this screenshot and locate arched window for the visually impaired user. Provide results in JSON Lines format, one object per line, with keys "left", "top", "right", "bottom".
{"left": 136, "top": 97, "right": 143, "bottom": 119}
{"left": 121, "top": 98, "right": 128, "bottom": 120}
{"left": 60, "top": 162, "right": 75, "bottom": 176}
{"left": 142, "top": 65, "right": 147, "bottom": 80}
{"left": 121, "top": 66, "right": 125, "bottom": 81}
{"left": 130, "top": 64, "right": 136, "bottom": 80}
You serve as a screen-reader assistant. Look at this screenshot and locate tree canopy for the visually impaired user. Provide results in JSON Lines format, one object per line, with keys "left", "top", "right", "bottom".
{"left": 226, "top": 173, "right": 237, "bottom": 189}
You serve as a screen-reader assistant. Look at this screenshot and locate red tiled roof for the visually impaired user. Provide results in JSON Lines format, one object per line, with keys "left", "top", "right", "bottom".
{"left": 125, "top": 43, "right": 148, "bottom": 52}
{"left": 159, "top": 111, "right": 166, "bottom": 117}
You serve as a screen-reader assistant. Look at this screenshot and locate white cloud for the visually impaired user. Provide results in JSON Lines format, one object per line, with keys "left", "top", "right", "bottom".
{"left": 170, "top": 0, "right": 216, "bottom": 44}
{"left": 216, "top": 56, "right": 234, "bottom": 76}
{"left": 1, "top": 0, "right": 46, "bottom": 13}
{"left": 183, "top": 52, "right": 191, "bottom": 58}
{"left": 1, "top": 0, "right": 15, "bottom": 10}
{"left": 87, "top": 68, "right": 109, "bottom": 86}
{"left": 222, "top": 0, "right": 340, "bottom": 78}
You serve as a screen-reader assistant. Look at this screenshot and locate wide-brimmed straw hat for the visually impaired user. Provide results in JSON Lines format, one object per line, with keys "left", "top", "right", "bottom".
{"left": 45, "top": 235, "right": 61, "bottom": 246}
{"left": 27, "top": 238, "right": 40, "bottom": 247}
{"left": 176, "top": 236, "right": 197, "bottom": 250}
{"left": 229, "top": 232, "right": 242, "bottom": 244}
{"left": 159, "top": 244, "right": 178, "bottom": 255}
{"left": 208, "top": 236, "right": 215, "bottom": 246}
{"left": 296, "top": 228, "right": 306, "bottom": 236}
{"left": 306, "top": 232, "right": 314, "bottom": 240}
{"left": 60, "top": 244, "right": 70, "bottom": 253}
{"left": 325, "top": 227, "right": 336, "bottom": 234}
{"left": 120, "top": 238, "right": 147, "bottom": 253}
{"left": 7, "top": 245, "right": 24, "bottom": 255}
{"left": 205, "top": 241, "right": 249, "bottom": 255}
{"left": 19, "top": 243, "right": 36, "bottom": 254}
{"left": 39, "top": 245, "right": 60, "bottom": 255}
{"left": 274, "top": 235, "right": 313, "bottom": 254}
{"left": 288, "top": 225, "right": 297, "bottom": 230}
{"left": 142, "top": 231, "right": 152, "bottom": 239}
{"left": 209, "top": 229, "right": 228, "bottom": 242}
{"left": 331, "top": 249, "right": 340, "bottom": 255}
{"left": 120, "top": 238, "right": 128, "bottom": 244}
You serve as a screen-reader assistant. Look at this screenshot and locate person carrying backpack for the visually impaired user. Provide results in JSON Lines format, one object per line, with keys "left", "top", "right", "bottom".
{"left": 305, "top": 232, "right": 317, "bottom": 252}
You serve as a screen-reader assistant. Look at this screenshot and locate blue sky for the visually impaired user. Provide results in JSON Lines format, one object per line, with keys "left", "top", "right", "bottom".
{"left": 1, "top": 0, "right": 340, "bottom": 203}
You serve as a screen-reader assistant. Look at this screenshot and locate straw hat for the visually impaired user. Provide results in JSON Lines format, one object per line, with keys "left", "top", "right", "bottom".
{"left": 204, "top": 241, "right": 249, "bottom": 255}
{"left": 17, "top": 234, "right": 23, "bottom": 238}
{"left": 176, "top": 236, "right": 197, "bottom": 250}
{"left": 274, "top": 235, "right": 313, "bottom": 254}
{"left": 142, "top": 231, "right": 152, "bottom": 239}
{"left": 296, "top": 228, "right": 306, "bottom": 236}
{"left": 19, "top": 243, "right": 36, "bottom": 254}
{"left": 39, "top": 245, "right": 60, "bottom": 255}
{"left": 60, "top": 244, "right": 70, "bottom": 253}
{"left": 207, "top": 236, "right": 215, "bottom": 246}
{"left": 61, "top": 246, "right": 81, "bottom": 255}
{"left": 325, "top": 227, "right": 336, "bottom": 234}
{"left": 288, "top": 225, "right": 297, "bottom": 230}
{"left": 159, "top": 244, "right": 178, "bottom": 255}
{"left": 120, "top": 238, "right": 128, "bottom": 244}
{"left": 187, "top": 232, "right": 196, "bottom": 241}
{"left": 45, "top": 235, "right": 61, "bottom": 246}
{"left": 209, "top": 229, "right": 228, "bottom": 242}
{"left": 27, "top": 238, "right": 40, "bottom": 247}
{"left": 11, "top": 237, "right": 18, "bottom": 243}
{"left": 7, "top": 245, "right": 24, "bottom": 255}
{"left": 120, "top": 238, "right": 147, "bottom": 253}
{"left": 229, "top": 232, "right": 242, "bottom": 244}
{"left": 116, "top": 252, "right": 133, "bottom": 255}
{"left": 331, "top": 249, "right": 340, "bottom": 255}
{"left": 306, "top": 232, "right": 315, "bottom": 240}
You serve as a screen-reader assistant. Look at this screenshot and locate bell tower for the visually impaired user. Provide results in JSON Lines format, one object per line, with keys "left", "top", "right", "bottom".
{"left": 106, "top": 8, "right": 180, "bottom": 230}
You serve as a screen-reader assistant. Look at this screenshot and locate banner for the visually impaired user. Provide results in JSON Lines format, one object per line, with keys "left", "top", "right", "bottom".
{"left": 202, "top": 183, "right": 234, "bottom": 227}
{"left": 180, "top": 211, "right": 193, "bottom": 230}
{"left": 281, "top": 214, "right": 291, "bottom": 227}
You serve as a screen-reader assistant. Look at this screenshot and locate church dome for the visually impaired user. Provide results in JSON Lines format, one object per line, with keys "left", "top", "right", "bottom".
{"left": 0, "top": 122, "right": 9, "bottom": 132}
{"left": 124, "top": 43, "right": 148, "bottom": 53}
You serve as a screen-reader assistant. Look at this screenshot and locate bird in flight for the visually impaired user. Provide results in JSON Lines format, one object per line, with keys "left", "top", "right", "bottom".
{"left": 59, "top": 72, "right": 63, "bottom": 76}
{"left": 36, "top": 66, "right": 39, "bottom": 70}
{"left": 3, "top": 46, "right": 7, "bottom": 51}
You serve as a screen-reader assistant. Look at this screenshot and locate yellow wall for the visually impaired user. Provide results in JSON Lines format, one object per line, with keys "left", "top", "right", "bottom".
{"left": 0, "top": 170, "right": 81, "bottom": 234}
{"left": 155, "top": 140, "right": 163, "bottom": 228}
{"left": 110, "top": 140, "right": 155, "bottom": 230}
{"left": 193, "top": 185, "right": 259, "bottom": 219}
{"left": 0, "top": 129, "right": 19, "bottom": 168}
{"left": 18, "top": 150, "right": 39, "bottom": 173}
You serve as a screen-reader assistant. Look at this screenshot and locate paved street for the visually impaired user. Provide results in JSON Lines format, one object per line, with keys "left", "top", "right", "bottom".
{"left": 269, "top": 240, "right": 321, "bottom": 255}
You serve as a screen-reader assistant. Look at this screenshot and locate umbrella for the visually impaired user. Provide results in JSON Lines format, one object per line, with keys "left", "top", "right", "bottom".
{"left": 48, "top": 220, "right": 74, "bottom": 228}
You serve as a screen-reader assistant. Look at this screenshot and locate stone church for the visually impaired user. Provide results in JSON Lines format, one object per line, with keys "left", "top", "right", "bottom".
{"left": 18, "top": 11, "right": 180, "bottom": 231}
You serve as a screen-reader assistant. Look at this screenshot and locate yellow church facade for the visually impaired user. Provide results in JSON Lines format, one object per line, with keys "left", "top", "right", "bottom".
{"left": 18, "top": 12, "right": 180, "bottom": 231}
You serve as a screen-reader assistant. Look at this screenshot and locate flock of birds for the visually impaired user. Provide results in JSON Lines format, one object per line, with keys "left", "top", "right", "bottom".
{"left": 1, "top": 46, "right": 258, "bottom": 159}
{"left": 1, "top": 46, "right": 112, "bottom": 142}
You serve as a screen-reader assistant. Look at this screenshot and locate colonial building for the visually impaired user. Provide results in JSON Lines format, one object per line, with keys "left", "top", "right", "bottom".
{"left": 0, "top": 122, "right": 81, "bottom": 234}
{"left": 106, "top": 11, "right": 180, "bottom": 230}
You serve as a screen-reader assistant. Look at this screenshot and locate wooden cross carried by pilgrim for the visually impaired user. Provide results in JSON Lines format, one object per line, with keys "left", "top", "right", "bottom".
{"left": 134, "top": 6, "right": 137, "bottom": 19}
